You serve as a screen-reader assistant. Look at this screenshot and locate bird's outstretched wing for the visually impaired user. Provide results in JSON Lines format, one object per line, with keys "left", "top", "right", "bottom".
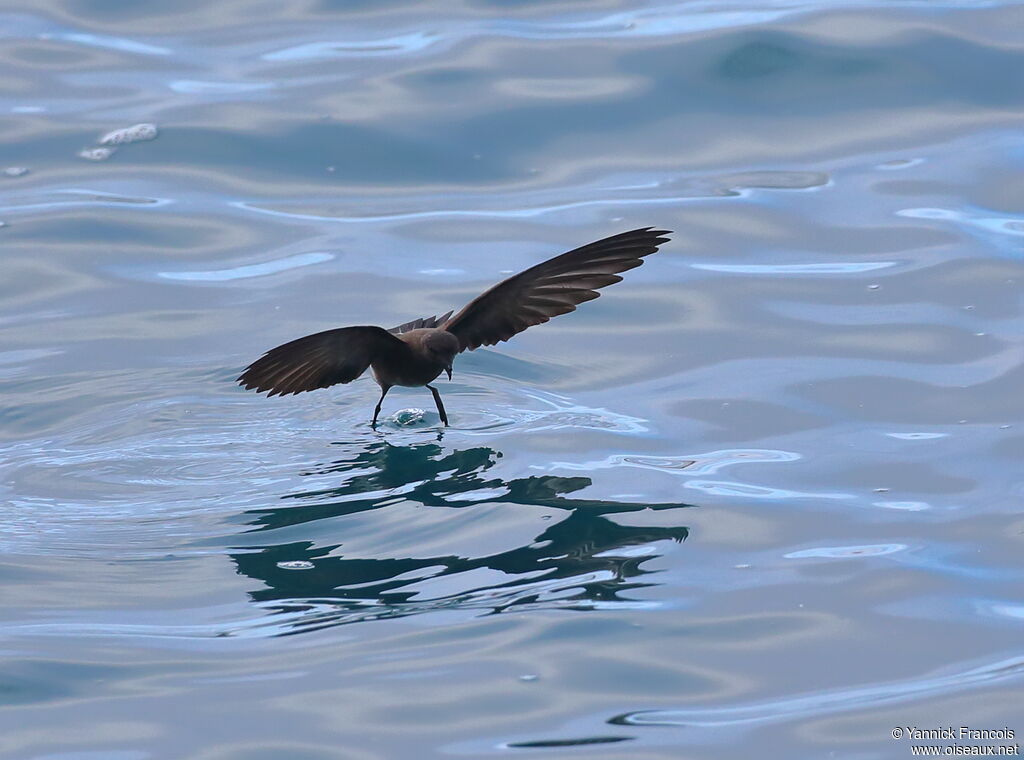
{"left": 238, "top": 326, "right": 404, "bottom": 396}
{"left": 441, "top": 227, "right": 671, "bottom": 352}
{"left": 388, "top": 310, "right": 454, "bottom": 334}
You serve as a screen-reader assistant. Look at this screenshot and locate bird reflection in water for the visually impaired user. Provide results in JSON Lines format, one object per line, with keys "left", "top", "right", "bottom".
{"left": 230, "top": 441, "right": 692, "bottom": 634}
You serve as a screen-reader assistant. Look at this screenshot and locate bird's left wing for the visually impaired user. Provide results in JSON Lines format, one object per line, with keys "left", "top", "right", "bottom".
{"left": 441, "top": 227, "right": 671, "bottom": 352}
{"left": 238, "top": 325, "right": 404, "bottom": 396}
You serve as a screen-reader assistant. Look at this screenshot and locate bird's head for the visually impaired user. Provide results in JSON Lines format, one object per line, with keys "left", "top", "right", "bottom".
{"left": 423, "top": 329, "right": 459, "bottom": 380}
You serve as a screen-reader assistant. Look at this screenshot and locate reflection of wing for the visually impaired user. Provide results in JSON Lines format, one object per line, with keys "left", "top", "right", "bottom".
{"left": 388, "top": 310, "right": 454, "bottom": 334}
{"left": 238, "top": 326, "right": 405, "bottom": 396}
{"left": 442, "top": 228, "right": 671, "bottom": 352}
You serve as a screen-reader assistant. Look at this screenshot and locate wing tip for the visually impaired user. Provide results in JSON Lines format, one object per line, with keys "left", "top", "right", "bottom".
{"left": 636, "top": 226, "right": 673, "bottom": 244}
{"left": 391, "top": 309, "right": 457, "bottom": 334}
{"left": 237, "top": 377, "right": 312, "bottom": 397}
{"left": 236, "top": 354, "right": 315, "bottom": 397}
{"left": 237, "top": 371, "right": 279, "bottom": 397}
{"left": 595, "top": 226, "right": 672, "bottom": 255}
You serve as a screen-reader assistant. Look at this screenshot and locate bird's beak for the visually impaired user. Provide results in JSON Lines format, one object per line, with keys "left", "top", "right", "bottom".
{"left": 445, "top": 364, "right": 453, "bottom": 381}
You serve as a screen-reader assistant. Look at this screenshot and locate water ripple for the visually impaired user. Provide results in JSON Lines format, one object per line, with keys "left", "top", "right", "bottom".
{"left": 784, "top": 543, "right": 907, "bottom": 559}
{"left": 0, "top": 188, "right": 170, "bottom": 214}
{"left": 612, "top": 652, "right": 1024, "bottom": 728}
{"left": 38, "top": 31, "right": 170, "bottom": 57}
{"left": 231, "top": 169, "right": 829, "bottom": 224}
{"left": 157, "top": 252, "right": 334, "bottom": 282}
{"left": 548, "top": 449, "right": 801, "bottom": 475}
{"left": 691, "top": 262, "right": 896, "bottom": 274}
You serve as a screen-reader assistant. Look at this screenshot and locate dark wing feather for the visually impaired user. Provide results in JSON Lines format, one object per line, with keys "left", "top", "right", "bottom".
{"left": 388, "top": 310, "right": 454, "bottom": 334}
{"left": 441, "top": 227, "right": 671, "bottom": 352}
{"left": 237, "top": 325, "right": 404, "bottom": 396}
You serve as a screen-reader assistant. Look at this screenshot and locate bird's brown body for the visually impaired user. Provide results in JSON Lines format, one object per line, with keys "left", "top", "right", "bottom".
{"left": 372, "top": 329, "right": 458, "bottom": 388}
{"left": 238, "top": 228, "right": 671, "bottom": 426}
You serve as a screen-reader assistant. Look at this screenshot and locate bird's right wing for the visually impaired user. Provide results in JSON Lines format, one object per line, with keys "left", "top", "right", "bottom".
{"left": 238, "top": 325, "right": 404, "bottom": 396}
{"left": 441, "top": 227, "right": 671, "bottom": 352}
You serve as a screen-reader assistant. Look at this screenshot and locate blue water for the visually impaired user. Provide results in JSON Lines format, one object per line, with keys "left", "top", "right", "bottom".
{"left": 2, "top": 1, "right": 1024, "bottom": 757}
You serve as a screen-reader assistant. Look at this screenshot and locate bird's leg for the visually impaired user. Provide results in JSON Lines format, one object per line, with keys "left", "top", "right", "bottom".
{"left": 426, "top": 385, "right": 449, "bottom": 427}
{"left": 371, "top": 386, "right": 390, "bottom": 428}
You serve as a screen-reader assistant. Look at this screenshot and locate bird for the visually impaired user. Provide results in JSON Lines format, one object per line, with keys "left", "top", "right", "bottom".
{"left": 237, "top": 227, "right": 672, "bottom": 427}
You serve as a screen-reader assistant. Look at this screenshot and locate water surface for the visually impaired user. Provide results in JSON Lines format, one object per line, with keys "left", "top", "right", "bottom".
{"left": 2, "top": 1, "right": 1024, "bottom": 757}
